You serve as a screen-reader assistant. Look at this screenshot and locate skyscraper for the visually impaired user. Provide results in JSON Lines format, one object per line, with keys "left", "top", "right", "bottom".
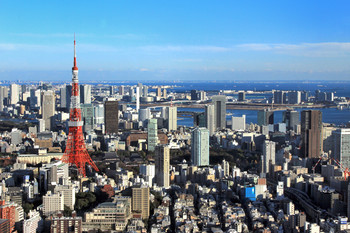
{"left": 42, "top": 90, "right": 55, "bottom": 131}
{"left": 81, "top": 104, "right": 94, "bottom": 133}
{"left": 261, "top": 140, "right": 276, "bottom": 175}
{"left": 10, "top": 84, "right": 19, "bottom": 105}
{"left": 211, "top": 95, "right": 226, "bottom": 130}
{"left": 0, "top": 86, "right": 8, "bottom": 111}
{"left": 155, "top": 145, "right": 170, "bottom": 188}
{"left": 136, "top": 87, "right": 140, "bottom": 112}
{"left": 104, "top": 101, "right": 119, "bottom": 134}
{"left": 273, "top": 91, "right": 287, "bottom": 104}
{"left": 142, "top": 85, "right": 148, "bottom": 97}
{"left": 147, "top": 119, "right": 158, "bottom": 152}
{"left": 301, "top": 110, "right": 323, "bottom": 158}
{"left": 61, "top": 84, "right": 73, "bottom": 110}
{"left": 137, "top": 83, "right": 143, "bottom": 97}
{"left": 288, "top": 91, "right": 301, "bottom": 104}
{"left": 166, "top": 106, "right": 177, "bottom": 131}
{"left": 232, "top": 115, "right": 246, "bottom": 131}
{"left": 191, "top": 127, "right": 210, "bottom": 166}
{"left": 238, "top": 92, "right": 246, "bottom": 101}
{"left": 191, "top": 90, "right": 198, "bottom": 100}
{"left": 118, "top": 85, "right": 125, "bottom": 95}
{"left": 282, "top": 110, "right": 300, "bottom": 131}
{"left": 205, "top": 104, "right": 215, "bottom": 135}
{"left": 257, "top": 109, "right": 274, "bottom": 126}
{"left": 333, "top": 129, "right": 350, "bottom": 169}
{"left": 156, "top": 87, "right": 162, "bottom": 98}
{"left": 80, "top": 84, "right": 91, "bottom": 104}
{"left": 132, "top": 186, "right": 149, "bottom": 219}
{"left": 30, "top": 89, "right": 41, "bottom": 110}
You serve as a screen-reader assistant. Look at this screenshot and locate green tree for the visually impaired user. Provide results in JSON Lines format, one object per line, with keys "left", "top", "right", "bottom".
{"left": 63, "top": 205, "right": 72, "bottom": 217}
{"left": 22, "top": 202, "right": 34, "bottom": 215}
{"left": 86, "top": 192, "right": 96, "bottom": 203}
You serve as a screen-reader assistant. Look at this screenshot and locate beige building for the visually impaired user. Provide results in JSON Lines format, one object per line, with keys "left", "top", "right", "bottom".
{"left": 17, "top": 153, "right": 63, "bottom": 165}
{"left": 132, "top": 186, "right": 149, "bottom": 219}
{"left": 42, "top": 191, "right": 64, "bottom": 216}
{"left": 84, "top": 197, "right": 131, "bottom": 232}
{"left": 323, "top": 125, "right": 337, "bottom": 155}
{"left": 167, "top": 106, "right": 177, "bottom": 131}
{"left": 54, "top": 185, "right": 75, "bottom": 209}
{"left": 41, "top": 90, "right": 55, "bottom": 131}
{"left": 155, "top": 145, "right": 170, "bottom": 188}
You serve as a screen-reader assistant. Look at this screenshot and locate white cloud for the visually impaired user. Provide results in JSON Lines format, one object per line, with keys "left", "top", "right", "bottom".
{"left": 140, "top": 45, "right": 231, "bottom": 52}
{"left": 237, "top": 42, "right": 350, "bottom": 57}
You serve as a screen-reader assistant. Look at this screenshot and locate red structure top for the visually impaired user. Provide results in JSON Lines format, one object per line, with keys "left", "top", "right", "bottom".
{"left": 61, "top": 38, "right": 99, "bottom": 177}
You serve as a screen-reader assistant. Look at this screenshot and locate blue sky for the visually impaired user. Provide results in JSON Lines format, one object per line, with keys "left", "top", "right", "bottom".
{"left": 0, "top": 1, "right": 350, "bottom": 81}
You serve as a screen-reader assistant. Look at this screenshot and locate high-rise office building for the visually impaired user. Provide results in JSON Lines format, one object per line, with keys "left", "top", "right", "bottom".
{"left": 0, "top": 86, "right": 8, "bottom": 111}
{"left": 136, "top": 87, "right": 140, "bottom": 112}
{"left": 282, "top": 110, "right": 300, "bottom": 131}
{"left": 191, "top": 90, "right": 198, "bottom": 100}
{"left": 301, "top": 110, "right": 323, "bottom": 158}
{"left": 273, "top": 91, "right": 287, "bottom": 104}
{"left": 80, "top": 84, "right": 91, "bottom": 104}
{"left": 81, "top": 104, "right": 94, "bottom": 133}
{"left": 137, "top": 83, "right": 143, "bottom": 97}
{"left": 132, "top": 186, "right": 149, "bottom": 219}
{"left": 333, "top": 129, "right": 350, "bottom": 169}
{"left": 42, "top": 90, "right": 55, "bottom": 131}
{"left": 156, "top": 87, "right": 162, "bottom": 98}
{"left": 142, "top": 86, "right": 148, "bottom": 97}
{"left": 257, "top": 109, "right": 274, "bottom": 126}
{"left": 118, "top": 85, "right": 125, "bottom": 95}
{"left": 211, "top": 95, "right": 226, "bottom": 130}
{"left": 62, "top": 84, "right": 72, "bottom": 110}
{"left": 288, "top": 91, "right": 301, "bottom": 104}
{"left": 205, "top": 104, "right": 215, "bottom": 135}
{"left": 155, "top": 145, "right": 170, "bottom": 188}
{"left": 30, "top": 89, "right": 41, "bottom": 110}
{"left": 163, "top": 89, "right": 167, "bottom": 98}
{"left": 231, "top": 115, "right": 246, "bottom": 131}
{"left": 139, "top": 108, "right": 150, "bottom": 123}
{"left": 10, "top": 84, "right": 19, "bottom": 105}
{"left": 147, "top": 119, "right": 158, "bottom": 152}
{"left": 198, "top": 91, "right": 206, "bottom": 101}
{"left": 166, "top": 106, "right": 177, "bottom": 131}
{"left": 191, "top": 127, "right": 210, "bottom": 166}
{"left": 104, "top": 101, "right": 119, "bottom": 134}
{"left": 261, "top": 140, "right": 276, "bottom": 174}
{"left": 327, "top": 92, "right": 334, "bottom": 102}
{"left": 194, "top": 112, "right": 206, "bottom": 128}
{"left": 238, "top": 92, "right": 246, "bottom": 101}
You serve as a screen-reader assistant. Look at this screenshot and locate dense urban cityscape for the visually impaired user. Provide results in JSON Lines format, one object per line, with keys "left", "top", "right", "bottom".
{"left": 2, "top": 1, "right": 350, "bottom": 233}
{"left": 0, "top": 38, "right": 349, "bottom": 233}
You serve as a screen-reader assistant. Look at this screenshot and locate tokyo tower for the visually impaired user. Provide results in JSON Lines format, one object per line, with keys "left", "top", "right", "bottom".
{"left": 61, "top": 37, "right": 99, "bottom": 177}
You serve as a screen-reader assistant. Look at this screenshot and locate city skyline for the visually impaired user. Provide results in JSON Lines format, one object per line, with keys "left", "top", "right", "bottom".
{"left": 1, "top": 1, "right": 350, "bottom": 81}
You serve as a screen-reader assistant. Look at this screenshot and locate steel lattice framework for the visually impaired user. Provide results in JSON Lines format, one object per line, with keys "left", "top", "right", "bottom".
{"left": 61, "top": 38, "right": 99, "bottom": 177}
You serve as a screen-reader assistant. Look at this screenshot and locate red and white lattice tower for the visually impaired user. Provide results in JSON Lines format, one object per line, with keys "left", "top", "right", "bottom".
{"left": 61, "top": 37, "right": 99, "bottom": 177}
